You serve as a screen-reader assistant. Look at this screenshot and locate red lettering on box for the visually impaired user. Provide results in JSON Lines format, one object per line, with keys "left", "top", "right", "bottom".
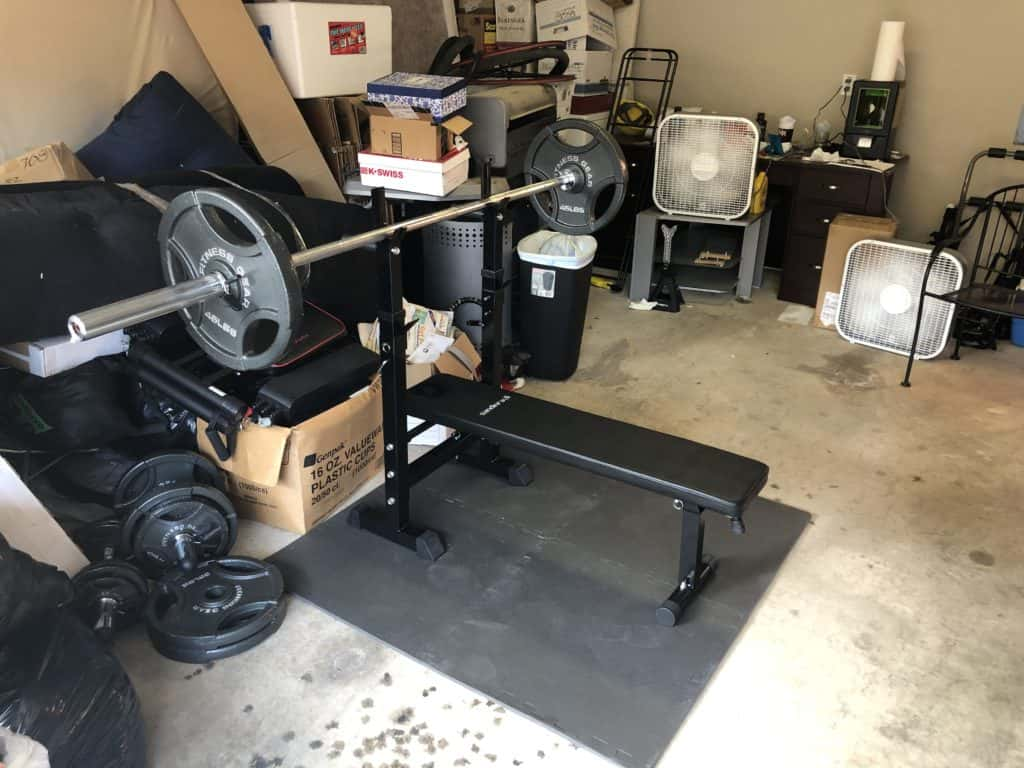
{"left": 328, "top": 21, "right": 367, "bottom": 55}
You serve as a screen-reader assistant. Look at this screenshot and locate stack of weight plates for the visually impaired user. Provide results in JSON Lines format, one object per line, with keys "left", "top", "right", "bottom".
{"left": 70, "top": 450, "right": 286, "bottom": 663}
{"left": 145, "top": 557, "right": 287, "bottom": 662}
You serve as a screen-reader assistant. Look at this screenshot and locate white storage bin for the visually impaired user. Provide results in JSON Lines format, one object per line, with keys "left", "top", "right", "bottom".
{"left": 245, "top": 2, "right": 392, "bottom": 98}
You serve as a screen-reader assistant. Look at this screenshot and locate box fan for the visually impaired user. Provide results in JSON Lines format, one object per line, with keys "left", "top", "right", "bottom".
{"left": 653, "top": 114, "right": 759, "bottom": 219}
{"left": 836, "top": 239, "right": 964, "bottom": 359}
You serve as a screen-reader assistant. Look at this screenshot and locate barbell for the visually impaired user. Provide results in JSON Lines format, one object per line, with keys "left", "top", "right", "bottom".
{"left": 68, "top": 119, "right": 628, "bottom": 370}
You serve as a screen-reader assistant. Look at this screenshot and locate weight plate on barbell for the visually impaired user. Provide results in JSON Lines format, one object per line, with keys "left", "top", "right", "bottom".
{"left": 122, "top": 485, "right": 238, "bottom": 577}
{"left": 159, "top": 188, "right": 304, "bottom": 371}
{"left": 113, "top": 450, "right": 227, "bottom": 513}
{"left": 145, "top": 557, "right": 287, "bottom": 663}
{"left": 524, "top": 119, "right": 628, "bottom": 235}
{"left": 72, "top": 560, "right": 149, "bottom": 639}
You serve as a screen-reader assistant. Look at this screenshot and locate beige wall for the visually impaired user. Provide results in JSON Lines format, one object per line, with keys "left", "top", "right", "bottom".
{"left": 636, "top": 0, "right": 1024, "bottom": 240}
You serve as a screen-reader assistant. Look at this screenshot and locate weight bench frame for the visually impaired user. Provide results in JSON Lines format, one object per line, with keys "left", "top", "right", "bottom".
{"left": 350, "top": 167, "right": 765, "bottom": 625}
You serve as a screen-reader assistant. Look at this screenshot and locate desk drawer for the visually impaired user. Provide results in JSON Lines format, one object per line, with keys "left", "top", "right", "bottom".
{"left": 792, "top": 201, "right": 857, "bottom": 238}
{"left": 778, "top": 234, "right": 825, "bottom": 306}
{"left": 799, "top": 168, "right": 870, "bottom": 206}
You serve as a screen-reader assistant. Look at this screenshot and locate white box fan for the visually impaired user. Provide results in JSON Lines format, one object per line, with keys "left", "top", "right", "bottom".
{"left": 653, "top": 114, "right": 759, "bottom": 219}
{"left": 836, "top": 239, "right": 964, "bottom": 359}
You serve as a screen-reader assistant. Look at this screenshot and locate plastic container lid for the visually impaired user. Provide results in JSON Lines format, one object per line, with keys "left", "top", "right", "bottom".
{"left": 517, "top": 230, "right": 597, "bottom": 270}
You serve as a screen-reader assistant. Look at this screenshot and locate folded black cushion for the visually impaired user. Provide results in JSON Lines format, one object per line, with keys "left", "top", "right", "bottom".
{"left": 78, "top": 71, "right": 253, "bottom": 179}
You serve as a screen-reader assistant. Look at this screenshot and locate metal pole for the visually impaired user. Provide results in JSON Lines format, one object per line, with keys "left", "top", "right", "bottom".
{"left": 68, "top": 174, "right": 570, "bottom": 341}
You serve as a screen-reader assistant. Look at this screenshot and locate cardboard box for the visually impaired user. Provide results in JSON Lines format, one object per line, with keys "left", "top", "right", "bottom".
{"left": 367, "top": 72, "right": 469, "bottom": 122}
{"left": 406, "top": 331, "right": 481, "bottom": 387}
{"left": 0, "top": 142, "right": 93, "bottom": 185}
{"left": 297, "top": 96, "right": 368, "bottom": 185}
{"left": 536, "top": 0, "right": 616, "bottom": 50}
{"left": 496, "top": 0, "right": 536, "bottom": 43}
{"left": 458, "top": 12, "right": 497, "bottom": 53}
{"left": 540, "top": 47, "right": 613, "bottom": 88}
{"left": 244, "top": 2, "right": 393, "bottom": 98}
{"left": 367, "top": 105, "right": 471, "bottom": 161}
{"left": 175, "top": 0, "right": 343, "bottom": 202}
{"left": 815, "top": 213, "right": 898, "bottom": 330}
{"left": 198, "top": 377, "right": 383, "bottom": 534}
{"left": 358, "top": 146, "right": 470, "bottom": 197}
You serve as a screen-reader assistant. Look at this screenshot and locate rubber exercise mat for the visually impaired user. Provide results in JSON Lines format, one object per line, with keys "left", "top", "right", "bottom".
{"left": 271, "top": 451, "right": 809, "bottom": 767}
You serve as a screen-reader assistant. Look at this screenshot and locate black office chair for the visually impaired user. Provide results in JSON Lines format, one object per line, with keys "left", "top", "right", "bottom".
{"left": 902, "top": 148, "right": 1024, "bottom": 386}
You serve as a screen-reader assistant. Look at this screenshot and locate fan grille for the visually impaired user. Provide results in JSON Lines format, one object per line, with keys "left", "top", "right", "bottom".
{"left": 653, "top": 115, "right": 758, "bottom": 219}
{"left": 836, "top": 240, "right": 964, "bottom": 359}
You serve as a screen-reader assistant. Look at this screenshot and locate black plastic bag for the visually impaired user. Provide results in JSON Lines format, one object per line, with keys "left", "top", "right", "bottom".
{"left": 0, "top": 535, "right": 146, "bottom": 768}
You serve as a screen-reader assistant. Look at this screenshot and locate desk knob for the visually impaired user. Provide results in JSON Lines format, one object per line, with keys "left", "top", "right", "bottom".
{"left": 822, "top": 218, "right": 831, "bottom": 225}
{"left": 828, "top": 184, "right": 839, "bottom": 190}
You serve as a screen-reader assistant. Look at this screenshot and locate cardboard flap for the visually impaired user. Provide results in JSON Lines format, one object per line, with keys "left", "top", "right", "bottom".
{"left": 364, "top": 102, "right": 434, "bottom": 123}
{"left": 440, "top": 115, "right": 473, "bottom": 135}
{"left": 434, "top": 332, "right": 481, "bottom": 380}
{"left": 197, "top": 419, "right": 291, "bottom": 487}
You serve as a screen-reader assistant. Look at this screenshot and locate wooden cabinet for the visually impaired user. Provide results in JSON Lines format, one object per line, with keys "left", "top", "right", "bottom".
{"left": 760, "top": 156, "right": 898, "bottom": 306}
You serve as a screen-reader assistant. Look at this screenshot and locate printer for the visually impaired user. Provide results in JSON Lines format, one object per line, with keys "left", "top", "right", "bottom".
{"left": 460, "top": 84, "right": 558, "bottom": 181}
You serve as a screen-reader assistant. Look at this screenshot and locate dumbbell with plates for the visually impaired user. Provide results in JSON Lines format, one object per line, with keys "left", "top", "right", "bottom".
{"left": 114, "top": 450, "right": 238, "bottom": 577}
{"left": 66, "top": 120, "right": 628, "bottom": 370}
{"left": 72, "top": 558, "right": 149, "bottom": 640}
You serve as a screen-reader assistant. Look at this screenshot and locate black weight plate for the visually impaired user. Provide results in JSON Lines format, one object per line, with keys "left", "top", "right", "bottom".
{"left": 113, "top": 450, "right": 227, "bottom": 512}
{"left": 72, "top": 518, "right": 125, "bottom": 562}
{"left": 159, "top": 188, "right": 304, "bottom": 371}
{"left": 123, "top": 486, "right": 238, "bottom": 576}
{"left": 72, "top": 560, "right": 149, "bottom": 638}
{"left": 525, "top": 119, "right": 629, "bottom": 235}
{"left": 145, "top": 557, "right": 286, "bottom": 661}
{"left": 147, "top": 599, "right": 287, "bottom": 663}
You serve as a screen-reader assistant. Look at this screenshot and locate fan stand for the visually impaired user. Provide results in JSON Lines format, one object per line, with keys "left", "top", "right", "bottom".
{"left": 650, "top": 223, "right": 684, "bottom": 313}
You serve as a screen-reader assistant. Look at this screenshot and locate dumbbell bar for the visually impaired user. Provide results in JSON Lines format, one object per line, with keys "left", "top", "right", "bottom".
{"left": 67, "top": 120, "right": 628, "bottom": 370}
{"left": 70, "top": 173, "right": 568, "bottom": 342}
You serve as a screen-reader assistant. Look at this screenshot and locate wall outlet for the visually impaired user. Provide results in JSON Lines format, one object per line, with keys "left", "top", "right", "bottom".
{"left": 841, "top": 74, "right": 858, "bottom": 96}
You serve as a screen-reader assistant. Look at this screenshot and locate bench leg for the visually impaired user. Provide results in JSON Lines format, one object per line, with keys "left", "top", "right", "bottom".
{"left": 456, "top": 437, "right": 534, "bottom": 487}
{"left": 656, "top": 501, "right": 715, "bottom": 627}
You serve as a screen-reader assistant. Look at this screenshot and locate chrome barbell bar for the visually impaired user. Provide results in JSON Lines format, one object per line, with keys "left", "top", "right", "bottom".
{"left": 68, "top": 172, "right": 577, "bottom": 341}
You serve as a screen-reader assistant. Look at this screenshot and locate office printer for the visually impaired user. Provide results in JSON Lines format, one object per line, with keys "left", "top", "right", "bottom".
{"left": 461, "top": 84, "right": 558, "bottom": 181}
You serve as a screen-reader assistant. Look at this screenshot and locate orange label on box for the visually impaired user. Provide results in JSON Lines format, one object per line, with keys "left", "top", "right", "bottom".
{"left": 328, "top": 21, "right": 366, "bottom": 55}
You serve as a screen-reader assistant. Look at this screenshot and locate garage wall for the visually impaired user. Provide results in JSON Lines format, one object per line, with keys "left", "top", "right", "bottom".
{"left": 636, "top": 0, "right": 1024, "bottom": 240}
{"left": 0, "top": 0, "right": 235, "bottom": 162}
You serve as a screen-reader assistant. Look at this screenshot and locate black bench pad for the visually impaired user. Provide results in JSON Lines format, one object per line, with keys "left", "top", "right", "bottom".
{"left": 407, "top": 375, "right": 768, "bottom": 517}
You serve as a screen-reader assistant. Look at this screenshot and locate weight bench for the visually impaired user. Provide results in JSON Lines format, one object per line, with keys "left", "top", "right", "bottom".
{"left": 352, "top": 373, "right": 768, "bottom": 626}
{"left": 65, "top": 120, "right": 771, "bottom": 626}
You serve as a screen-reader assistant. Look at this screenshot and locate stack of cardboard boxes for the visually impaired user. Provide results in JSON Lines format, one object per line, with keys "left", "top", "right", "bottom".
{"left": 357, "top": 72, "right": 473, "bottom": 197}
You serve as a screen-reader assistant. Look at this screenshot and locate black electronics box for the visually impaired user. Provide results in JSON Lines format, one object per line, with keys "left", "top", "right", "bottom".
{"left": 257, "top": 343, "right": 380, "bottom": 426}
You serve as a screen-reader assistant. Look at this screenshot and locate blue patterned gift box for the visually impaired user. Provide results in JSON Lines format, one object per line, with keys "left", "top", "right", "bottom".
{"left": 367, "top": 72, "right": 468, "bottom": 121}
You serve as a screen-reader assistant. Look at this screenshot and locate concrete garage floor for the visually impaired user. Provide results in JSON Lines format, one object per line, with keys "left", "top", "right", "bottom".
{"left": 116, "top": 277, "right": 1024, "bottom": 768}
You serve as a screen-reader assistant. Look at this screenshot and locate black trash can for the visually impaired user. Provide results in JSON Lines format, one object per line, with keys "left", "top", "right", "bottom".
{"left": 517, "top": 231, "right": 596, "bottom": 380}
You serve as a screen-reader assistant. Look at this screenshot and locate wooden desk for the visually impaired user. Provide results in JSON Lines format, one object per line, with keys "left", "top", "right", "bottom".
{"left": 758, "top": 154, "right": 900, "bottom": 306}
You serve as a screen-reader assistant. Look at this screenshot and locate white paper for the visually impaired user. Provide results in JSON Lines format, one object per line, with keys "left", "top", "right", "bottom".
{"left": 408, "top": 333, "right": 454, "bottom": 364}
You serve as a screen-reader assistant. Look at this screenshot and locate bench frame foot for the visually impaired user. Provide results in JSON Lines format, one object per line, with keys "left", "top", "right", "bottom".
{"left": 347, "top": 506, "right": 446, "bottom": 561}
{"left": 456, "top": 438, "right": 534, "bottom": 487}
{"left": 656, "top": 501, "right": 715, "bottom": 626}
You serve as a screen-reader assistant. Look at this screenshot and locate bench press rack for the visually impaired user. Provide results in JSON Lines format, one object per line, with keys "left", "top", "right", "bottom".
{"left": 66, "top": 121, "right": 768, "bottom": 625}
